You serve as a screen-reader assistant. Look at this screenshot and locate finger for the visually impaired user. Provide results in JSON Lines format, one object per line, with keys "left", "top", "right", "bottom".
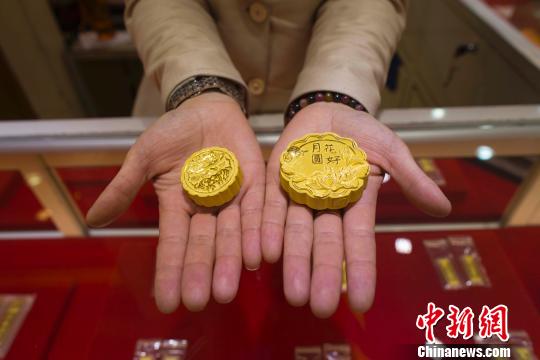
{"left": 240, "top": 179, "right": 264, "bottom": 270}
{"left": 388, "top": 138, "right": 451, "bottom": 217}
{"left": 343, "top": 175, "right": 383, "bottom": 312}
{"left": 154, "top": 189, "right": 190, "bottom": 313}
{"left": 283, "top": 202, "right": 313, "bottom": 307}
{"left": 261, "top": 160, "right": 288, "bottom": 263}
{"left": 310, "top": 211, "right": 343, "bottom": 318}
{"left": 182, "top": 212, "right": 216, "bottom": 311}
{"left": 213, "top": 205, "right": 242, "bottom": 303}
{"left": 86, "top": 147, "right": 148, "bottom": 227}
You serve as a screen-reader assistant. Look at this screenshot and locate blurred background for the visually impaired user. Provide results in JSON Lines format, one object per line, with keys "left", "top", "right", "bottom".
{"left": 0, "top": 0, "right": 539, "bottom": 359}
{"left": 1, "top": 0, "right": 539, "bottom": 119}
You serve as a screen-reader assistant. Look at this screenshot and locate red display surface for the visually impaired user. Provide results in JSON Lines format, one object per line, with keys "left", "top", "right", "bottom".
{"left": 499, "top": 227, "right": 540, "bottom": 315}
{"left": 0, "top": 171, "right": 55, "bottom": 230}
{"left": 61, "top": 160, "right": 518, "bottom": 225}
{"left": 57, "top": 167, "right": 159, "bottom": 228}
{"left": 0, "top": 159, "right": 519, "bottom": 231}
{"left": 0, "top": 238, "right": 123, "bottom": 360}
{"left": 0, "top": 229, "right": 537, "bottom": 359}
{"left": 376, "top": 159, "right": 519, "bottom": 223}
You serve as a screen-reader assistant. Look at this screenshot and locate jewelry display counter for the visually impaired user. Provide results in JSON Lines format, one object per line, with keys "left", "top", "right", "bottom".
{"left": 0, "top": 229, "right": 538, "bottom": 359}
{"left": 0, "top": 106, "right": 538, "bottom": 358}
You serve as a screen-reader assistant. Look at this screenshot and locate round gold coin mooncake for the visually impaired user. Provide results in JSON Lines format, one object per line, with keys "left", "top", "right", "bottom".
{"left": 181, "top": 147, "right": 242, "bottom": 207}
{"left": 280, "top": 132, "right": 370, "bottom": 210}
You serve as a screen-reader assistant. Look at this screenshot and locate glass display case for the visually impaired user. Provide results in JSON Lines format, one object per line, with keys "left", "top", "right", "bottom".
{"left": 0, "top": 106, "right": 539, "bottom": 358}
{"left": 1, "top": 1, "right": 539, "bottom": 358}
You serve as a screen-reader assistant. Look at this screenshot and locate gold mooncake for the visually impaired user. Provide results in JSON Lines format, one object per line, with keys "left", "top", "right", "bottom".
{"left": 181, "top": 147, "right": 242, "bottom": 207}
{"left": 280, "top": 132, "right": 370, "bottom": 210}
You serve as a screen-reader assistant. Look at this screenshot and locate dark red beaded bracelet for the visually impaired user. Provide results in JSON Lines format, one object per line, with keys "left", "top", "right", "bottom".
{"left": 285, "top": 91, "right": 368, "bottom": 124}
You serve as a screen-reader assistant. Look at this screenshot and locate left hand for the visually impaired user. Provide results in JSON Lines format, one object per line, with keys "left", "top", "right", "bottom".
{"left": 262, "top": 102, "right": 451, "bottom": 318}
{"left": 86, "top": 93, "right": 265, "bottom": 313}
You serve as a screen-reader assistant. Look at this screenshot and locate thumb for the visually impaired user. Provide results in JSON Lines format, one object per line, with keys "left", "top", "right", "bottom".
{"left": 387, "top": 138, "right": 452, "bottom": 217}
{"left": 86, "top": 148, "right": 149, "bottom": 227}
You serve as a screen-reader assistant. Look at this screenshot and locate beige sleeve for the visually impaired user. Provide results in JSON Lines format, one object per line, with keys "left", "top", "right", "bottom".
{"left": 125, "top": 0, "right": 245, "bottom": 106}
{"left": 291, "top": 0, "right": 407, "bottom": 113}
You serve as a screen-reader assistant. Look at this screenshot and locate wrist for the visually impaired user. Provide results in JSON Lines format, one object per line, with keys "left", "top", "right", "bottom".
{"left": 169, "top": 91, "right": 245, "bottom": 121}
{"left": 285, "top": 90, "right": 368, "bottom": 125}
{"left": 182, "top": 91, "right": 239, "bottom": 107}
{"left": 167, "top": 91, "right": 248, "bottom": 131}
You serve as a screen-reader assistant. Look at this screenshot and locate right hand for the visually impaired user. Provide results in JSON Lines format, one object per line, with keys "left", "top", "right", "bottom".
{"left": 261, "top": 102, "right": 451, "bottom": 318}
{"left": 87, "top": 92, "right": 266, "bottom": 313}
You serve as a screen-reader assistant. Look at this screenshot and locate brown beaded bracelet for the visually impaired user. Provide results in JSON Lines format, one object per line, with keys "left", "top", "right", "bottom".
{"left": 285, "top": 91, "right": 368, "bottom": 125}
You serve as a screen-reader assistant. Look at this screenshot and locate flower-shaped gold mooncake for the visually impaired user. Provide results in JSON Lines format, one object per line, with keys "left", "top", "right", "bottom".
{"left": 181, "top": 147, "right": 242, "bottom": 207}
{"left": 280, "top": 132, "right": 370, "bottom": 210}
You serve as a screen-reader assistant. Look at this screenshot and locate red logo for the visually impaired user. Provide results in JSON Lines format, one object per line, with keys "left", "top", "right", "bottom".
{"left": 416, "top": 303, "right": 509, "bottom": 343}
{"left": 416, "top": 302, "right": 445, "bottom": 343}
{"left": 478, "top": 305, "right": 509, "bottom": 341}
{"left": 446, "top": 305, "right": 474, "bottom": 339}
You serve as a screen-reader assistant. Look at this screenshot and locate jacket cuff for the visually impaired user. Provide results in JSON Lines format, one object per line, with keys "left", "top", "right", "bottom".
{"left": 157, "top": 60, "right": 246, "bottom": 108}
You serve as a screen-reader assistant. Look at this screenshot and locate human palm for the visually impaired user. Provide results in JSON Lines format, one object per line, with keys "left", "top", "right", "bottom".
{"left": 87, "top": 93, "right": 265, "bottom": 313}
{"left": 262, "top": 102, "right": 451, "bottom": 318}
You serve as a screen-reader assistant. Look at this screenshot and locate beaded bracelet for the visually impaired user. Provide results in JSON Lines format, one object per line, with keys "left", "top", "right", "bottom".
{"left": 285, "top": 91, "right": 368, "bottom": 125}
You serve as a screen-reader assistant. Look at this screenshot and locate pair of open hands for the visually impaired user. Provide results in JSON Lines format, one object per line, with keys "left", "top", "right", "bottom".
{"left": 87, "top": 92, "right": 451, "bottom": 318}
